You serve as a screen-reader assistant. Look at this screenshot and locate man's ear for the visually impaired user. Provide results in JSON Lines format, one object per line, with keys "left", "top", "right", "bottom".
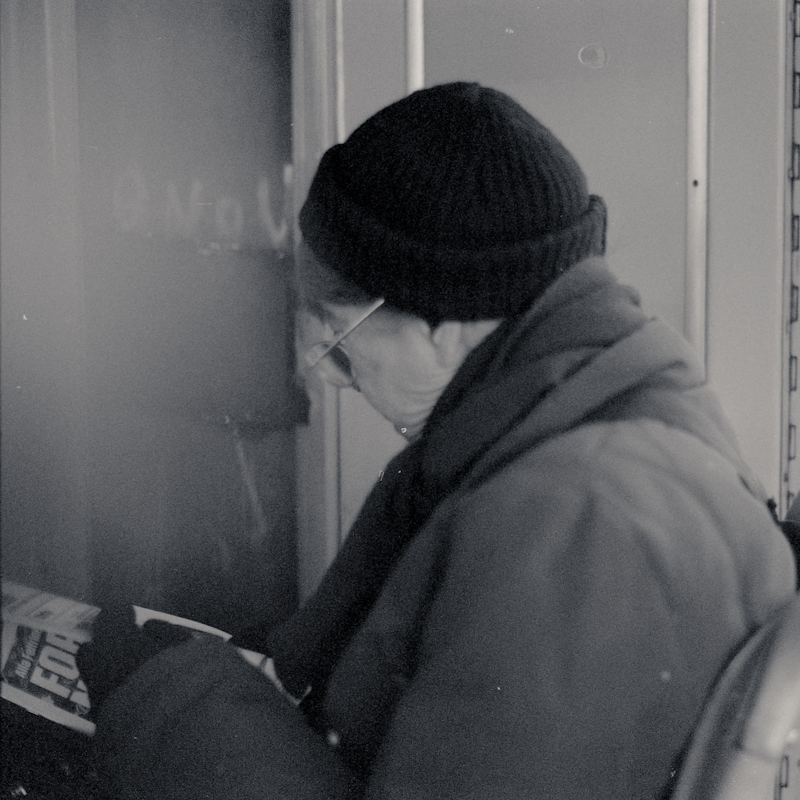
{"left": 430, "top": 319, "right": 503, "bottom": 369}
{"left": 429, "top": 320, "right": 467, "bottom": 369}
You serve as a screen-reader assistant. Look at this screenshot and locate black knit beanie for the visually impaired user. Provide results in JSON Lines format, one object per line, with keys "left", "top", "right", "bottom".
{"left": 299, "top": 82, "right": 607, "bottom": 323}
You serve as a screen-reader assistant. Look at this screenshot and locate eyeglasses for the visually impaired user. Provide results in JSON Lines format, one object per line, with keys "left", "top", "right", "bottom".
{"left": 303, "top": 297, "right": 386, "bottom": 373}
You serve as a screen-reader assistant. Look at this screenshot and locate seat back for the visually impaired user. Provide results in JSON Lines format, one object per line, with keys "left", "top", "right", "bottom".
{"left": 671, "top": 593, "right": 800, "bottom": 800}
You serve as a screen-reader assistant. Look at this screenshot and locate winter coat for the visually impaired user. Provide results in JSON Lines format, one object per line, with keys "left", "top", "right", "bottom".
{"left": 93, "top": 259, "right": 797, "bottom": 799}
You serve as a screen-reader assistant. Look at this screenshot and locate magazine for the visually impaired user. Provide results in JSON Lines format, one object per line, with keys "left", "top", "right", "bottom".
{"left": 1, "top": 579, "right": 268, "bottom": 735}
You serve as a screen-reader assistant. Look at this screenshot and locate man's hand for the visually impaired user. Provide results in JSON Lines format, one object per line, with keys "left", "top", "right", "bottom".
{"left": 76, "top": 604, "right": 193, "bottom": 717}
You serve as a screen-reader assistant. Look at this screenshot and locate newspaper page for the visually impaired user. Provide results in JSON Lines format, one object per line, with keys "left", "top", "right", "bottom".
{"left": 2, "top": 579, "right": 268, "bottom": 735}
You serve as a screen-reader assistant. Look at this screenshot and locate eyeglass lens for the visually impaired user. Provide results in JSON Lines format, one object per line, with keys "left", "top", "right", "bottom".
{"left": 326, "top": 344, "right": 352, "bottom": 377}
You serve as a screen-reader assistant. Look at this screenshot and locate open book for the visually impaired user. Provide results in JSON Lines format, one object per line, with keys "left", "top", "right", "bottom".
{"left": 1, "top": 579, "right": 270, "bottom": 735}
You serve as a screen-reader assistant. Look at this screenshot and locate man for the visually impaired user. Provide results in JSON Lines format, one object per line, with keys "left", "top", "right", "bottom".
{"left": 79, "top": 82, "right": 796, "bottom": 799}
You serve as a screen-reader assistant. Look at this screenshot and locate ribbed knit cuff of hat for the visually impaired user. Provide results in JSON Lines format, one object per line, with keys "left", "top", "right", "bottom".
{"left": 301, "top": 161, "right": 606, "bottom": 324}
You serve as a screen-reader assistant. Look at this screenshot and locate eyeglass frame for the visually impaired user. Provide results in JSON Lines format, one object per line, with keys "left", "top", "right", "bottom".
{"left": 303, "top": 297, "right": 386, "bottom": 370}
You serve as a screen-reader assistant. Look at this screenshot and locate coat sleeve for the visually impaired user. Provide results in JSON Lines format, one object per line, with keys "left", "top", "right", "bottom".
{"left": 94, "top": 637, "right": 362, "bottom": 800}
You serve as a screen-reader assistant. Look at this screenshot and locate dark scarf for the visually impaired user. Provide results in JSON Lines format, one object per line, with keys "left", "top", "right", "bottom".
{"left": 268, "top": 258, "right": 720, "bottom": 700}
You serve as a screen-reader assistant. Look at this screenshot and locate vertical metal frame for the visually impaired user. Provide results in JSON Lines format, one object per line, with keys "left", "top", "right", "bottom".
{"left": 406, "top": 0, "right": 424, "bottom": 92}
{"left": 292, "top": 0, "right": 343, "bottom": 600}
{"left": 686, "top": 0, "right": 710, "bottom": 369}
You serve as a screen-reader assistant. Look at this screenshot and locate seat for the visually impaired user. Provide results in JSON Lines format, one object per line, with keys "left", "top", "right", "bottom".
{"left": 671, "top": 592, "right": 800, "bottom": 800}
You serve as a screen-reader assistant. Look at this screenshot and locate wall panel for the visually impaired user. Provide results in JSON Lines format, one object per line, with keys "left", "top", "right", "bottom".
{"left": 706, "top": 0, "right": 787, "bottom": 501}
{"left": 425, "top": 0, "right": 689, "bottom": 331}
